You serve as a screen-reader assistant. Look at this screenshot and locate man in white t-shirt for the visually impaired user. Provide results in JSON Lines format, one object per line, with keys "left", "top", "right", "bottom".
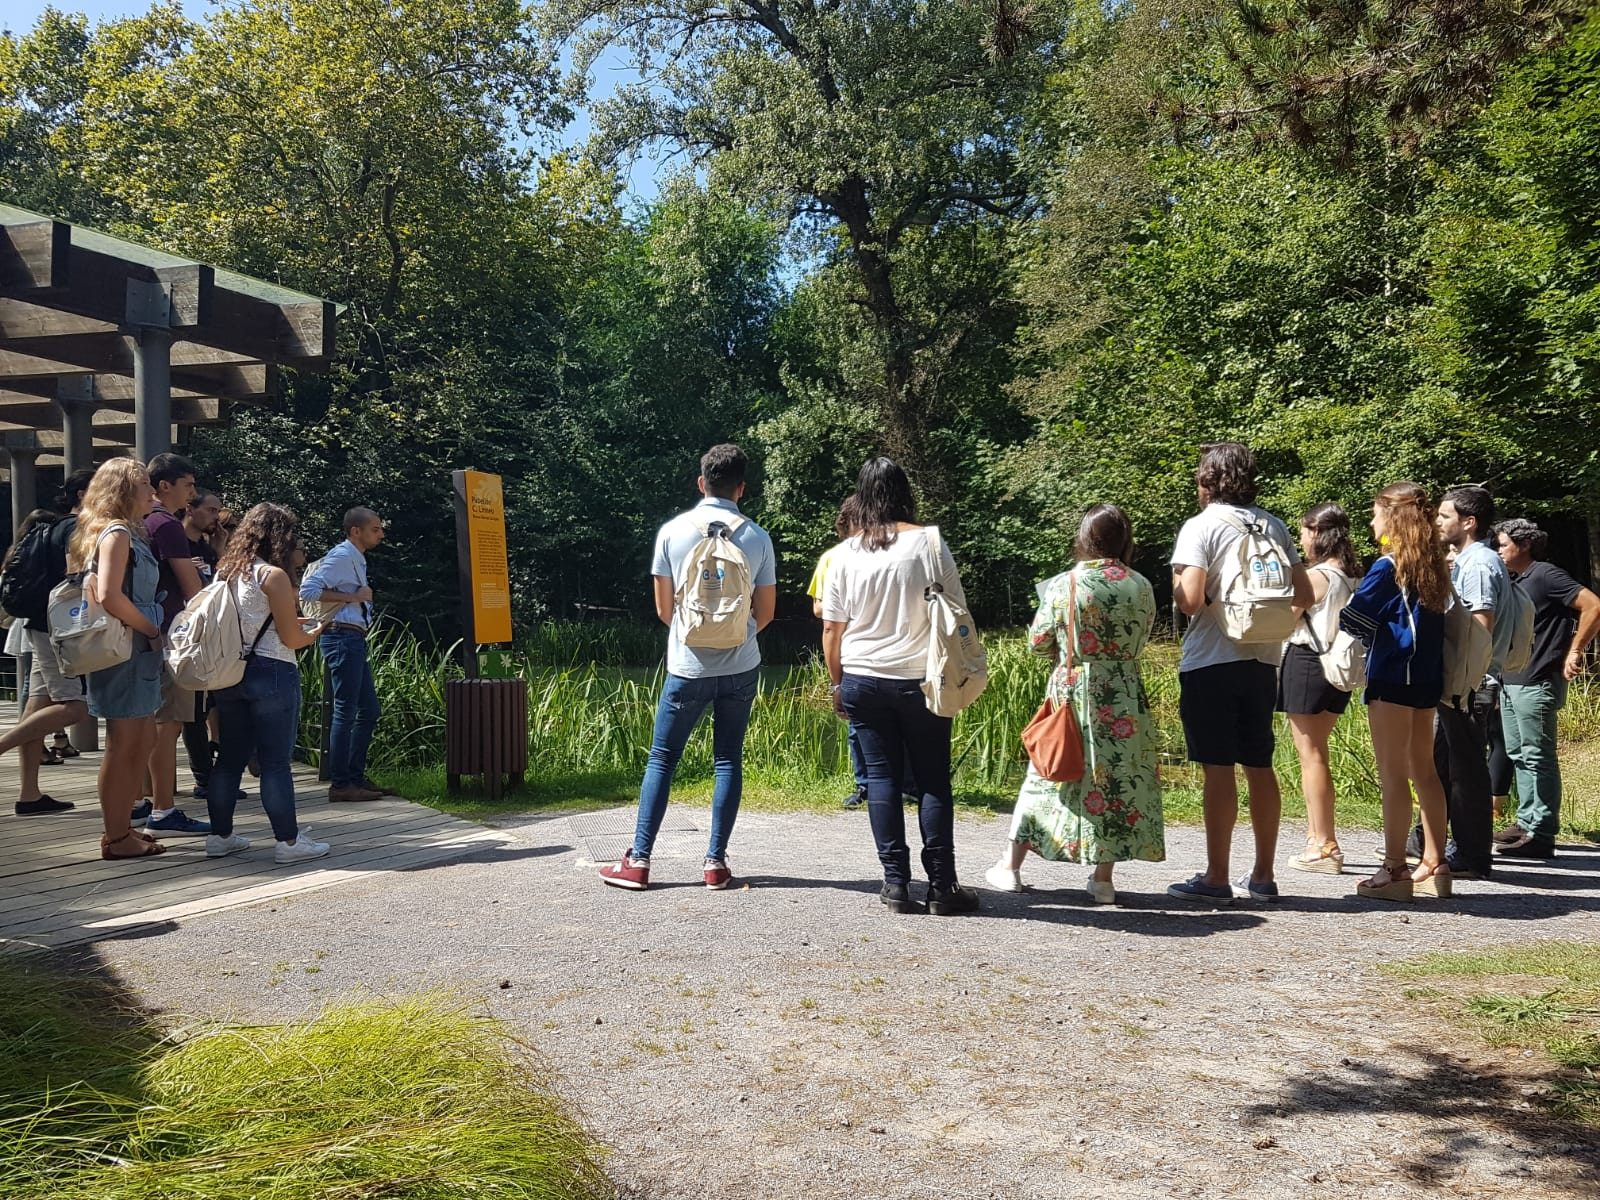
{"left": 600, "top": 444, "right": 778, "bottom": 893}
{"left": 1168, "top": 442, "right": 1311, "bottom": 905}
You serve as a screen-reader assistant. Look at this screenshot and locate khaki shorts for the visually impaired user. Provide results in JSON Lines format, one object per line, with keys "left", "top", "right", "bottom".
{"left": 157, "top": 663, "right": 199, "bottom": 724}
{"left": 27, "top": 628, "right": 84, "bottom": 704}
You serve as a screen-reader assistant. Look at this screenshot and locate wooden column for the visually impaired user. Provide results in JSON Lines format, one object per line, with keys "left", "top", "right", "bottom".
{"left": 54, "top": 379, "right": 97, "bottom": 476}
{"left": 133, "top": 326, "right": 172, "bottom": 464}
{"left": 4, "top": 433, "right": 40, "bottom": 535}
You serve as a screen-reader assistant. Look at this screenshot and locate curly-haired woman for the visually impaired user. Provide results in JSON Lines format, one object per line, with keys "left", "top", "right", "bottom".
{"left": 203, "top": 503, "right": 332, "bottom": 865}
{"left": 1339, "top": 483, "right": 1453, "bottom": 901}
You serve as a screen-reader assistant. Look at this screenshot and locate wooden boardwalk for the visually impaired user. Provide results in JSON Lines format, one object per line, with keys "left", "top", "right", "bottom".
{"left": 0, "top": 722, "right": 509, "bottom": 950}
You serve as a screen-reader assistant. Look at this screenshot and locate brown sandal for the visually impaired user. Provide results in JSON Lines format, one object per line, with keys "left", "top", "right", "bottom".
{"left": 101, "top": 831, "right": 167, "bottom": 860}
{"left": 1410, "top": 861, "right": 1454, "bottom": 899}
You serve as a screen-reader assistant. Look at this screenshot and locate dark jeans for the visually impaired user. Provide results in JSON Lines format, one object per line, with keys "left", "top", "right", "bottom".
{"left": 321, "top": 628, "right": 379, "bottom": 788}
{"left": 839, "top": 673, "right": 956, "bottom": 890}
{"left": 632, "top": 667, "right": 759, "bottom": 861}
{"left": 208, "top": 657, "right": 302, "bottom": 842}
{"left": 183, "top": 705, "right": 214, "bottom": 790}
{"left": 847, "top": 723, "right": 913, "bottom": 793}
{"left": 1486, "top": 685, "right": 1511, "bottom": 796}
{"left": 1427, "top": 688, "right": 1497, "bottom": 872}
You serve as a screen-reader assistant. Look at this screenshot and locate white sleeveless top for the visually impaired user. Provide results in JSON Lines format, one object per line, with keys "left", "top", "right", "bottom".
{"left": 235, "top": 560, "right": 295, "bottom": 665}
{"left": 1290, "top": 562, "right": 1357, "bottom": 650}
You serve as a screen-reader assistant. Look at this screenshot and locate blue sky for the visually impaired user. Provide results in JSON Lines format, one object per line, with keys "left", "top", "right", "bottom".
{"left": 3, "top": 1, "right": 667, "bottom": 205}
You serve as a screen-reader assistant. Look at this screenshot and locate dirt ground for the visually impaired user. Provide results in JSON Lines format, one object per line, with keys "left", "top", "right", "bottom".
{"left": 97, "top": 807, "right": 1600, "bottom": 1199}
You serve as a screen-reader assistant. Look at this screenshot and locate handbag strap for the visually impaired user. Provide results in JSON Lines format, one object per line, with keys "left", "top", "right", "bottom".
{"left": 1061, "top": 570, "right": 1079, "bottom": 680}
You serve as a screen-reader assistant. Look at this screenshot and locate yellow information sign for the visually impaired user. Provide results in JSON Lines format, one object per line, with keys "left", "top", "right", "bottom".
{"left": 459, "top": 469, "right": 513, "bottom": 645}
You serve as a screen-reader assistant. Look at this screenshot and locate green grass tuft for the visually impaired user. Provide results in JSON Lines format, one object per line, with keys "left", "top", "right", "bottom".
{"left": 0, "top": 966, "right": 612, "bottom": 1200}
{"left": 1385, "top": 942, "right": 1600, "bottom": 1127}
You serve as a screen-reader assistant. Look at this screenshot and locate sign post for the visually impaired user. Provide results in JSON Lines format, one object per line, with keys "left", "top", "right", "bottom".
{"left": 447, "top": 469, "right": 526, "bottom": 799}
{"left": 452, "top": 469, "right": 513, "bottom": 675}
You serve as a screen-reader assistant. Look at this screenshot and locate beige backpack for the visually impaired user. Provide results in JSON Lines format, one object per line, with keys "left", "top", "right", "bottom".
{"left": 674, "top": 516, "right": 753, "bottom": 649}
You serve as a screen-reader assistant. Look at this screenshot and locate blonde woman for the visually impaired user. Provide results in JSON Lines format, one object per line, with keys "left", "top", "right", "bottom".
{"left": 1339, "top": 483, "right": 1453, "bottom": 901}
{"left": 68, "top": 458, "right": 166, "bottom": 860}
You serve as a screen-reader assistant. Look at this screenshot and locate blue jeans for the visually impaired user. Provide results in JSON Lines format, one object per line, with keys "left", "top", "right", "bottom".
{"left": 1502, "top": 679, "right": 1566, "bottom": 839}
{"left": 839, "top": 673, "right": 957, "bottom": 890}
{"left": 209, "top": 657, "right": 302, "bottom": 842}
{"left": 847, "top": 723, "right": 913, "bottom": 793}
{"left": 633, "top": 667, "right": 759, "bottom": 862}
{"left": 321, "top": 628, "right": 379, "bottom": 788}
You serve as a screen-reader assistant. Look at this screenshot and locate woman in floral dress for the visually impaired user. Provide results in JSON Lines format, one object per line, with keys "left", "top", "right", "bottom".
{"left": 985, "top": 504, "right": 1164, "bottom": 904}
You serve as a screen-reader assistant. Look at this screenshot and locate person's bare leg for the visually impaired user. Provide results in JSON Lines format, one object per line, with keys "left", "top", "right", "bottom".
{"left": 148, "top": 721, "right": 183, "bottom": 813}
{"left": 15, "top": 697, "right": 88, "bottom": 805}
{"left": 1091, "top": 861, "right": 1114, "bottom": 883}
{"left": 1000, "top": 838, "right": 1027, "bottom": 871}
{"left": 1409, "top": 709, "right": 1450, "bottom": 875}
{"left": 0, "top": 696, "right": 89, "bottom": 756}
{"left": 1289, "top": 711, "right": 1341, "bottom": 856}
{"left": 1366, "top": 701, "right": 1416, "bottom": 883}
{"left": 101, "top": 717, "right": 157, "bottom": 845}
{"left": 1242, "top": 764, "right": 1282, "bottom": 884}
{"left": 1200, "top": 764, "right": 1238, "bottom": 887}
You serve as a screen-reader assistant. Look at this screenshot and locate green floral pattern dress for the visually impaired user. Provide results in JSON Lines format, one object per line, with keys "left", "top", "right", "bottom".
{"left": 1009, "top": 559, "right": 1164, "bottom": 864}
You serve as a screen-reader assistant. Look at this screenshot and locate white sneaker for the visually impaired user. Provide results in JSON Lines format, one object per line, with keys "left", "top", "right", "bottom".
{"left": 274, "top": 829, "right": 330, "bottom": 865}
{"left": 1086, "top": 879, "right": 1116, "bottom": 905}
{"left": 984, "top": 861, "right": 1023, "bottom": 893}
{"left": 205, "top": 833, "right": 251, "bottom": 858}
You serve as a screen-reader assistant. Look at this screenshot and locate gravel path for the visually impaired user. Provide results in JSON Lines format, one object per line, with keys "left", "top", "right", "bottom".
{"left": 100, "top": 806, "right": 1600, "bottom": 1199}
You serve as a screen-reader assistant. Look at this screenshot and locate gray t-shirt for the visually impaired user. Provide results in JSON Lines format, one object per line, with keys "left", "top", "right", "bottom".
{"left": 1452, "top": 537, "right": 1513, "bottom": 678}
{"left": 651, "top": 497, "right": 777, "bottom": 679}
{"left": 1171, "top": 503, "right": 1301, "bottom": 672}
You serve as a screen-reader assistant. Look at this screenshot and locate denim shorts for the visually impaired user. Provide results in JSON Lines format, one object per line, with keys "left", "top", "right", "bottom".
{"left": 86, "top": 641, "right": 162, "bottom": 720}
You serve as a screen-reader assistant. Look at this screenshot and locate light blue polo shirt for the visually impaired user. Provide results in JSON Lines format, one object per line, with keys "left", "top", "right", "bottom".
{"left": 651, "top": 497, "right": 776, "bottom": 678}
{"left": 1452, "top": 538, "right": 1513, "bottom": 677}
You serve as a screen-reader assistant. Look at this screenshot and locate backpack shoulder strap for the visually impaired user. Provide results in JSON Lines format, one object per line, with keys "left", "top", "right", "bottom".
{"left": 923, "top": 526, "right": 945, "bottom": 596}
{"left": 1210, "top": 506, "right": 1250, "bottom": 536}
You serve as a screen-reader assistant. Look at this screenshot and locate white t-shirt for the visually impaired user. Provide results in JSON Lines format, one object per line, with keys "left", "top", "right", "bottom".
{"left": 1289, "top": 562, "right": 1357, "bottom": 651}
{"left": 1171, "top": 503, "right": 1301, "bottom": 671}
{"left": 235, "top": 561, "right": 296, "bottom": 665}
{"left": 821, "top": 526, "right": 967, "bottom": 679}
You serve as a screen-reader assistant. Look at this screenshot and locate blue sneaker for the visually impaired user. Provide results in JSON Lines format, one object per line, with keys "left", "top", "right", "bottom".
{"left": 145, "top": 807, "right": 212, "bottom": 837}
{"left": 130, "top": 798, "right": 152, "bottom": 827}
{"left": 1166, "top": 874, "right": 1235, "bottom": 905}
{"left": 192, "top": 785, "right": 208, "bottom": 800}
{"left": 1232, "top": 875, "right": 1281, "bottom": 903}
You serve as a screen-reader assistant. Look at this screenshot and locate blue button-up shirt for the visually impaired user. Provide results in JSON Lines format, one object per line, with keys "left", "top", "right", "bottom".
{"left": 299, "top": 538, "right": 372, "bottom": 627}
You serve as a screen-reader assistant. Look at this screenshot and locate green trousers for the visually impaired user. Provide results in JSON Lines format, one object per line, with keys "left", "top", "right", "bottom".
{"left": 1500, "top": 679, "right": 1567, "bottom": 840}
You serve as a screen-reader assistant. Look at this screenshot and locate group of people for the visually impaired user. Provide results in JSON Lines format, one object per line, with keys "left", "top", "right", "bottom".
{"left": 3, "top": 453, "right": 389, "bottom": 866}
{"left": 600, "top": 441, "right": 1598, "bottom": 912}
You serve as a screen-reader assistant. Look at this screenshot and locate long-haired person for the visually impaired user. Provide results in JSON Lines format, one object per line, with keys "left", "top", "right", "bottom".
{"left": 68, "top": 459, "right": 165, "bottom": 860}
{"left": 986, "top": 505, "right": 1163, "bottom": 904}
{"left": 1279, "top": 503, "right": 1362, "bottom": 873}
{"left": 203, "top": 503, "right": 332, "bottom": 864}
{"left": 821, "top": 458, "right": 979, "bottom": 915}
{"left": 1339, "top": 483, "right": 1453, "bottom": 901}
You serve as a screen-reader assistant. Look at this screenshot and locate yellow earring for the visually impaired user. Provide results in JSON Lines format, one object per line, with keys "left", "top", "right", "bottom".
{"left": 1379, "top": 535, "right": 1391, "bottom": 546}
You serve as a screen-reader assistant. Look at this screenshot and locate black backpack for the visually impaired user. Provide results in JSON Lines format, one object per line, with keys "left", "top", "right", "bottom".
{"left": 0, "top": 519, "right": 68, "bottom": 624}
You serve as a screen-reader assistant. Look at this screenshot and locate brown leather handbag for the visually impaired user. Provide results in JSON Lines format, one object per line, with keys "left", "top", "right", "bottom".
{"left": 1021, "top": 572, "right": 1085, "bottom": 784}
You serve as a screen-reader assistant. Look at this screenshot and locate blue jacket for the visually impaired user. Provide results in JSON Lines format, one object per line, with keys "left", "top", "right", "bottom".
{"left": 1340, "top": 557, "right": 1444, "bottom": 691}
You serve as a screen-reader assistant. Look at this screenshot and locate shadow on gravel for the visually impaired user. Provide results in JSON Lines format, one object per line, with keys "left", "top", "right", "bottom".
{"left": 400, "top": 843, "right": 576, "bottom": 870}
{"left": 1248, "top": 1046, "right": 1600, "bottom": 1191}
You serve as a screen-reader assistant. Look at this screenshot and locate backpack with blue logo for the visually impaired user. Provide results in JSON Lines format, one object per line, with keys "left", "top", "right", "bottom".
{"left": 921, "top": 526, "right": 988, "bottom": 717}
{"left": 1211, "top": 507, "right": 1298, "bottom": 644}
{"left": 674, "top": 515, "right": 753, "bottom": 649}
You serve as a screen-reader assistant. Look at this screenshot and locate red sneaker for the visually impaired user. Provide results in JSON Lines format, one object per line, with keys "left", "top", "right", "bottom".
{"left": 703, "top": 858, "right": 733, "bottom": 890}
{"left": 600, "top": 850, "right": 650, "bottom": 890}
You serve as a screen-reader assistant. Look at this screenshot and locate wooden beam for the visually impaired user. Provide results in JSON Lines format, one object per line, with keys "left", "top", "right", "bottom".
{"left": 0, "top": 218, "right": 71, "bottom": 290}
{"left": 0, "top": 362, "right": 271, "bottom": 404}
{"left": 0, "top": 396, "right": 224, "bottom": 426}
{"left": 0, "top": 332, "right": 260, "bottom": 377}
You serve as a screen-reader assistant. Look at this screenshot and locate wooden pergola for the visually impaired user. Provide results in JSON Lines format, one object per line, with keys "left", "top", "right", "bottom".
{"left": 0, "top": 203, "right": 336, "bottom": 531}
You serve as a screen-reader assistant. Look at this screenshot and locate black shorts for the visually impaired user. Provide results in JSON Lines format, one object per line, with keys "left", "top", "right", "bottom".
{"left": 1277, "top": 643, "right": 1353, "bottom": 716}
{"left": 1180, "top": 660, "right": 1279, "bottom": 768}
{"left": 1364, "top": 679, "right": 1443, "bottom": 710}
